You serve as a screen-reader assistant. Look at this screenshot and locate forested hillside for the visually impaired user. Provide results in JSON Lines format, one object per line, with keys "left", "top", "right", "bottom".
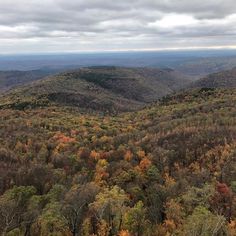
{"left": 176, "top": 57, "right": 236, "bottom": 77}
{"left": 0, "top": 87, "right": 235, "bottom": 235}
{"left": 191, "top": 67, "right": 236, "bottom": 88}
{"left": 0, "top": 67, "right": 192, "bottom": 114}
{"left": 0, "top": 70, "right": 58, "bottom": 92}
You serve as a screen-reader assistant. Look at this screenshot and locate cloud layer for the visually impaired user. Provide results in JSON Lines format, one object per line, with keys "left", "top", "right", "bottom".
{"left": 0, "top": 0, "right": 236, "bottom": 53}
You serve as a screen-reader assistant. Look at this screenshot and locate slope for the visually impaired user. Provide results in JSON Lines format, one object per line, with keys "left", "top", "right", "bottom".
{"left": 191, "top": 67, "right": 236, "bottom": 88}
{"left": 0, "top": 88, "right": 235, "bottom": 235}
{"left": 0, "top": 66, "right": 192, "bottom": 113}
{"left": 0, "top": 69, "right": 58, "bottom": 92}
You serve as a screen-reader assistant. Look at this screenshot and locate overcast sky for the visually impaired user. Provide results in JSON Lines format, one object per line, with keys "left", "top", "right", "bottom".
{"left": 0, "top": 0, "right": 236, "bottom": 54}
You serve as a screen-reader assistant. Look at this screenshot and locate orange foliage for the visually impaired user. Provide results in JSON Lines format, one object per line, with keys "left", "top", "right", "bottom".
{"left": 163, "top": 219, "right": 177, "bottom": 233}
{"left": 165, "top": 199, "right": 184, "bottom": 226}
{"left": 124, "top": 150, "right": 133, "bottom": 161}
{"left": 94, "top": 159, "right": 109, "bottom": 183}
{"left": 228, "top": 220, "right": 236, "bottom": 235}
{"left": 139, "top": 157, "right": 152, "bottom": 171}
{"left": 118, "top": 230, "right": 131, "bottom": 236}
{"left": 90, "top": 150, "right": 101, "bottom": 160}
{"left": 164, "top": 173, "right": 176, "bottom": 188}
{"left": 53, "top": 132, "right": 76, "bottom": 144}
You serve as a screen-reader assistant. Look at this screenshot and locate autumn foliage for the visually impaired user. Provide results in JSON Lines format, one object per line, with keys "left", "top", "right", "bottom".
{"left": 0, "top": 88, "right": 235, "bottom": 235}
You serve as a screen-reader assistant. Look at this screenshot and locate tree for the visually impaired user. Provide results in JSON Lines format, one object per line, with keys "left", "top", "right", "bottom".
{"left": 0, "top": 186, "right": 36, "bottom": 235}
{"left": 62, "top": 182, "right": 99, "bottom": 236}
{"left": 211, "top": 182, "right": 233, "bottom": 222}
{"left": 37, "top": 201, "right": 69, "bottom": 236}
{"left": 145, "top": 184, "right": 166, "bottom": 224}
{"left": 124, "top": 150, "right": 133, "bottom": 162}
{"left": 182, "top": 206, "right": 229, "bottom": 236}
{"left": 0, "top": 196, "right": 18, "bottom": 235}
{"left": 124, "top": 201, "right": 147, "bottom": 236}
{"left": 164, "top": 199, "right": 185, "bottom": 233}
{"left": 181, "top": 184, "right": 214, "bottom": 214}
{"left": 94, "top": 159, "right": 109, "bottom": 184}
{"left": 22, "top": 195, "right": 46, "bottom": 236}
{"left": 90, "top": 185, "right": 127, "bottom": 236}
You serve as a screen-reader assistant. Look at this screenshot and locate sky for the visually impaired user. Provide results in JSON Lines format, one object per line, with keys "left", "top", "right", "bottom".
{"left": 0, "top": 0, "right": 236, "bottom": 54}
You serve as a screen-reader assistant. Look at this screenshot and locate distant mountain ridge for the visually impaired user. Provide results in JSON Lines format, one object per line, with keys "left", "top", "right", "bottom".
{"left": 190, "top": 67, "right": 236, "bottom": 88}
{"left": 0, "top": 69, "right": 59, "bottom": 92}
{"left": 0, "top": 66, "right": 193, "bottom": 113}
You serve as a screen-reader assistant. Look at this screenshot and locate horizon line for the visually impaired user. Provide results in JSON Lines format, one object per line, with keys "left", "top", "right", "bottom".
{"left": 1, "top": 45, "right": 236, "bottom": 56}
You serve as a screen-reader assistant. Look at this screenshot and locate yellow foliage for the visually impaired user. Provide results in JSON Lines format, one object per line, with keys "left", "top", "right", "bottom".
{"left": 94, "top": 159, "right": 109, "bottom": 184}
{"left": 137, "top": 150, "right": 145, "bottom": 159}
{"left": 97, "top": 159, "right": 108, "bottom": 167}
{"left": 164, "top": 173, "right": 176, "bottom": 188}
{"left": 97, "top": 219, "right": 109, "bottom": 236}
{"left": 189, "top": 162, "right": 201, "bottom": 173}
{"left": 100, "top": 135, "right": 112, "bottom": 143}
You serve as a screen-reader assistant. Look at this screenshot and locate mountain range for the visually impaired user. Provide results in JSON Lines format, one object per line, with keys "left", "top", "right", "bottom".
{"left": 0, "top": 62, "right": 236, "bottom": 236}
{"left": 0, "top": 69, "right": 58, "bottom": 92}
{"left": 2, "top": 65, "right": 236, "bottom": 114}
{"left": 0, "top": 66, "right": 193, "bottom": 113}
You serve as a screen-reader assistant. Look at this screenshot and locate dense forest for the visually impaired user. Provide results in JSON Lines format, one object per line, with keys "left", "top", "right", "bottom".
{"left": 0, "top": 67, "right": 192, "bottom": 114}
{"left": 0, "top": 85, "right": 235, "bottom": 235}
{"left": 0, "top": 70, "right": 57, "bottom": 93}
{"left": 190, "top": 67, "right": 236, "bottom": 89}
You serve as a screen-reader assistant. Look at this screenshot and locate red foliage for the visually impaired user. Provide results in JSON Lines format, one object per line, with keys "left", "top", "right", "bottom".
{"left": 211, "top": 182, "right": 233, "bottom": 222}
{"left": 53, "top": 132, "right": 76, "bottom": 144}
{"left": 216, "top": 182, "right": 231, "bottom": 197}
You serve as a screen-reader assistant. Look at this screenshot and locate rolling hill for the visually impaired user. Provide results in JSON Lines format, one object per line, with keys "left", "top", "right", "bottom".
{"left": 176, "top": 56, "right": 236, "bottom": 77}
{"left": 0, "top": 69, "right": 59, "bottom": 92}
{"left": 0, "top": 66, "right": 193, "bottom": 113}
{"left": 191, "top": 67, "right": 236, "bottom": 88}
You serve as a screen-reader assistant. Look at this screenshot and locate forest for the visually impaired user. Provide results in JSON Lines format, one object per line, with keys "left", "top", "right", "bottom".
{"left": 0, "top": 87, "right": 235, "bottom": 235}
{"left": 1, "top": 0, "right": 236, "bottom": 234}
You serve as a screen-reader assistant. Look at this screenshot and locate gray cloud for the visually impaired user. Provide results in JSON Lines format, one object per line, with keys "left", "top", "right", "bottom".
{"left": 0, "top": 0, "right": 236, "bottom": 53}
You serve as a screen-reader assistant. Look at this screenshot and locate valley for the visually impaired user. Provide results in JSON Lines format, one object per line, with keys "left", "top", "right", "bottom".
{"left": 0, "top": 66, "right": 193, "bottom": 113}
{"left": 1, "top": 0, "right": 236, "bottom": 235}
{"left": 0, "top": 64, "right": 235, "bottom": 235}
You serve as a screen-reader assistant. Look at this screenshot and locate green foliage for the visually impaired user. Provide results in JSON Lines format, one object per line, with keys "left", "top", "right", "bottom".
{"left": 46, "top": 185, "right": 65, "bottom": 201}
{"left": 182, "top": 206, "right": 229, "bottom": 236}
{"left": 6, "top": 185, "right": 36, "bottom": 204}
{"left": 0, "top": 186, "right": 37, "bottom": 235}
{"left": 231, "top": 181, "right": 236, "bottom": 193}
{"left": 38, "top": 202, "right": 67, "bottom": 236}
{"left": 124, "top": 201, "right": 148, "bottom": 235}
{"left": 180, "top": 184, "right": 215, "bottom": 214}
{"left": 90, "top": 185, "right": 127, "bottom": 235}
